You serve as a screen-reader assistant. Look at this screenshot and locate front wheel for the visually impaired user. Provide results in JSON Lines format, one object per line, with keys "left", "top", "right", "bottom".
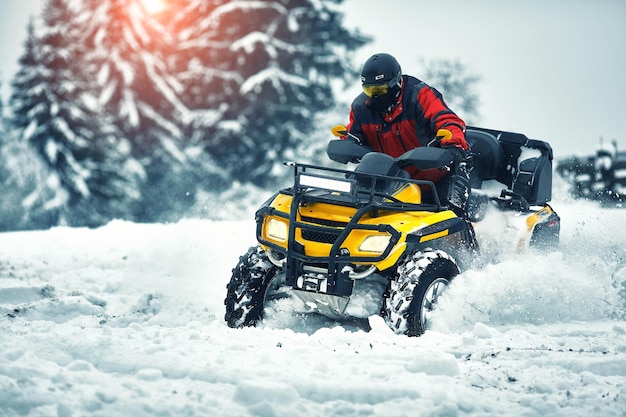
{"left": 381, "top": 250, "right": 460, "bottom": 336}
{"left": 224, "top": 246, "right": 279, "bottom": 328}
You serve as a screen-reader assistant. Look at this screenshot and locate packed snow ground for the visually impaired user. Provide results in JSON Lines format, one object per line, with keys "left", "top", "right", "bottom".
{"left": 1, "top": 182, "right": 626, "bottom": 417}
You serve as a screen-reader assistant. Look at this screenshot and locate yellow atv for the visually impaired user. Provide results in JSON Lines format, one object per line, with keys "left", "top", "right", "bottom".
{"left": 225, "top": 126, "right": 560, "bottom": 336}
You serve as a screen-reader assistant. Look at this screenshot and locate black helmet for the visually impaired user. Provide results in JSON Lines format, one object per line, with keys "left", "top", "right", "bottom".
{"left": 360, "top": 53, "right": 402, "bottom": 97}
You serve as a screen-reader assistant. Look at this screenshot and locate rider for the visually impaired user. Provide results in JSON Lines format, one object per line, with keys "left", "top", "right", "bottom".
{"left": 342, "top": 52, "right": 473, "bottom": 221}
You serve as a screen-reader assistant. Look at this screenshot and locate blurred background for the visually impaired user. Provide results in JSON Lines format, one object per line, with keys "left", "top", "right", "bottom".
{"left": 0, "top": 0, "right": 624, "bottom": 231}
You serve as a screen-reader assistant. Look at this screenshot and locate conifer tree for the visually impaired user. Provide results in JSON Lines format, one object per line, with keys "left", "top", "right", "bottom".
{"left": 10, "top": 0, "right": 144, "bottom": 227}
{"left": 170, "top": 0, "right": 369, "bottom": 188}
{"left": 0, "top": 78, "right": 3, "bottom": 122}
{"left": 77, "top": 0, "right": 220, "bottom": 221}
{"left": 6, "top": 0, "right": 370, "bottom": 226}
{"left": 421, "top": 58, "right": 482, "bottom": 124}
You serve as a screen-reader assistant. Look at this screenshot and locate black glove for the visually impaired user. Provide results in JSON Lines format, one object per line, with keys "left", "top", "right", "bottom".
{"left": 443, "top": 145, "right": 467, "bottom": 167}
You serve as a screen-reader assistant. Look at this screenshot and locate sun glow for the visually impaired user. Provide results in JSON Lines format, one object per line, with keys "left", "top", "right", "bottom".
{"left": 138, "top": 0, "right": 168, "bottom": 15}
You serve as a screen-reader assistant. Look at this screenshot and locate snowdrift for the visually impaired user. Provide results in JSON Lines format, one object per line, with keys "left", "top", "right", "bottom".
{"left": 1, "top": 190, "right": 625, "bottom": 416}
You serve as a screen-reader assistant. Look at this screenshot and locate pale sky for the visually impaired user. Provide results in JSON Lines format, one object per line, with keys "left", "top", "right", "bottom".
{"left": 2, "top": 0, "right": 625, "bottom": 156}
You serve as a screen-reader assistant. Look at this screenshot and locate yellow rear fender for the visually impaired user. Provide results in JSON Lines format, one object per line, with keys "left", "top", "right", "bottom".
{"left": 515, "top": 204, "right": 561, "bottom": 252}
{"left": 524, "top": 204, "right": 557, "bottom": 231}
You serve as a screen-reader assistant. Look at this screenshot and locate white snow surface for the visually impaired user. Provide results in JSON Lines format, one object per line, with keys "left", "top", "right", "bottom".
{"left": 1, "top": 195, "right": 626, "bottom": 416}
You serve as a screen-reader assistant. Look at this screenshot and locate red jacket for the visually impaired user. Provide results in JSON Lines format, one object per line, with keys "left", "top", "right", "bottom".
{"left": 345, "top": 75, "right": 467, "bottom": 182}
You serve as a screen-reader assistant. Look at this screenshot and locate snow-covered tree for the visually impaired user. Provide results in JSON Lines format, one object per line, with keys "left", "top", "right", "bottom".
{"left": 420, "top": 58, "right": 482, "bottom": 124}
{"left": 5, "top": 0, "right": 369, "bottom": 227}
{"left": 0, "top": 79, "right": 4, "bottom": 122}
{"left": 80, "top": 0, "right": 183, "bottom": 149}
{"left": 0, "top": 44, "right": 48, "bottom": 230}
{"left": 9, "top": 1, "right": 145, "bottom": 228}
{"left": 0, "top": 122, "right": 51, "bottom": 231}
{"left": 76, "top": 0, "right": 231, "bottom": 222}
{"left": 0, "top": 80, "right": 5, "bottom": 136}
{"left": 170, "top": 0, "right": 369, "bottom": 188}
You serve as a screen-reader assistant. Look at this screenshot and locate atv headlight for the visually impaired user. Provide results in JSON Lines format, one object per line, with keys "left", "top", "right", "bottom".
{"left": 266, "top": 218, "right": 288, "bottom": 242}
{"left": 358, "top": 234, "right": 391, "bottom": 254}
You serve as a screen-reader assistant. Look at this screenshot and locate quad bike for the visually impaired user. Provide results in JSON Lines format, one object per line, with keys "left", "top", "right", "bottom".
{"left": 224, "top": 126, "right": 561, "bottom": 336}
{"left": 556, "top": 139, "right": 626, "bottom": 206}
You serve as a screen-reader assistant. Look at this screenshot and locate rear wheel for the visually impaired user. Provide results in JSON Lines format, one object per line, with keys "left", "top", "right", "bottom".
{"left": 382, "top": 250, "right": 459, "bottom": 336}
{"left": 224, "top": 246, "right": 279, "bottom": 328}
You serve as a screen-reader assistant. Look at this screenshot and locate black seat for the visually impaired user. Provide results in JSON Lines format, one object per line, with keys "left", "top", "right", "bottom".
{"left": 465, "top": 129, "right": 504, "bottom": 188}
{"left": 466, "top": 126, "right": 554, "bottom": 207}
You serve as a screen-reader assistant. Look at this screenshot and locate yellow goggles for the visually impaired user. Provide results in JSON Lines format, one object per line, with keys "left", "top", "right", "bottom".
{"left": 362, "top": 83, "right": 389, "bottom": 97}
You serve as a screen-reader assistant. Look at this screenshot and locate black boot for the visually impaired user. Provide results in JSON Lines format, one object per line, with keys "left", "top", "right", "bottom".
{"left": 445, "top": 148, "right": 479, "bottom": 253}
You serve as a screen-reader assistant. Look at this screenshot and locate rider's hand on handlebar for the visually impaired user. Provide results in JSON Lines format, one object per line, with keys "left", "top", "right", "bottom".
{"left": 428, "top": 128, "right": 453, "bottom": 147}
{"left": 444, "top": 145, "right": 466, "bottom": 166}
{"left": 436, "top": 128, "right": 453, "bottom": 144}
